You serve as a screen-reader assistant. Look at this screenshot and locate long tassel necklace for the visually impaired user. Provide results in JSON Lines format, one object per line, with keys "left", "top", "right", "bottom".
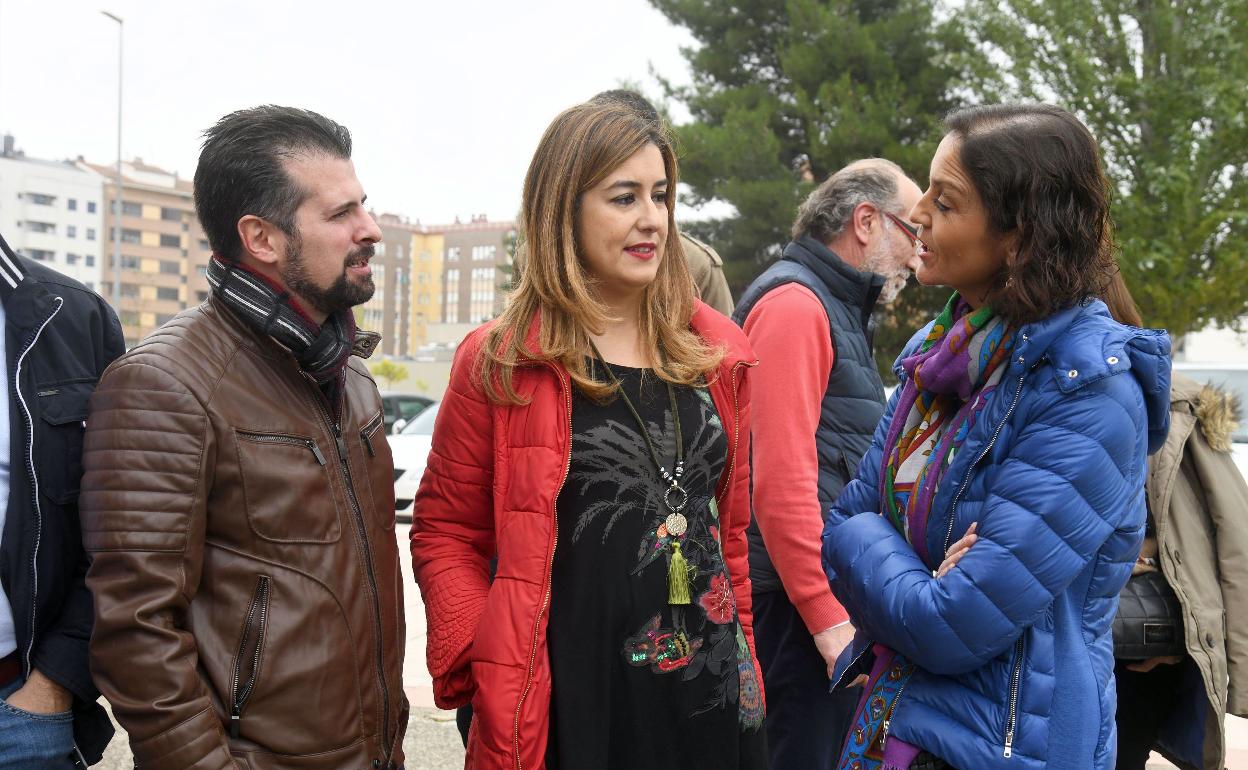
{"left": 588, "top": 342, "right": 694, "bottom": 606}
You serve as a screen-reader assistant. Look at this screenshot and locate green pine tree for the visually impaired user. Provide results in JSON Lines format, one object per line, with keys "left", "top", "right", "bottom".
{"left": 651, "top": 0, "right": 974, "bottom": 376}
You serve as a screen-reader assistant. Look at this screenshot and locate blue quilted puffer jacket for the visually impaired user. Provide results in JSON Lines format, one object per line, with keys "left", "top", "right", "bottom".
{"left": 822, "top": 300, "right": 1171, "bottom": 770}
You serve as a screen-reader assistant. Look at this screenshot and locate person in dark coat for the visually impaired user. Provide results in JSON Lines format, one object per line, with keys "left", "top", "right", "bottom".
{"left": 0, "top": 231, "right": 123, "bottom": 766}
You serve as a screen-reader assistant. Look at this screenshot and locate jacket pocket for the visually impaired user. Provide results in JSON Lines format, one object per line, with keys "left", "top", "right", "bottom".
{"left": 230, "top": 575, "right": 271, "bottom": 739}
{"left": 357, "top": 410, "right": 396, "bottom": 530}
{"left": 35, "top": 379, "right": 94, "bottom": 504}
{"left": 235, "top": 430, "right": 341, "bottom": 543}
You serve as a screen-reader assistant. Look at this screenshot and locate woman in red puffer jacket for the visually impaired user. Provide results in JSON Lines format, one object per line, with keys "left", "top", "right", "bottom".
{"left": 410, "top": 100, "right": 766, "bottom": 770}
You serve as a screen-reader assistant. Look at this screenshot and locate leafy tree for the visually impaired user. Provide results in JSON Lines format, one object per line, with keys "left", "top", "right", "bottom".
{"left": 370, "top": 359, "right": 409, "bottom": 389}
{"left": 965, "top": 0, "right": 1248, "bottom": 338}
{"left": 651, "top": 0, "right": 973, "bottom": 374}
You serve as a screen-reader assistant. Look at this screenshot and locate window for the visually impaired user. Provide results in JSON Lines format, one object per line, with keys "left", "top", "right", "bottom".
{"left": 120, "top": 284, "right": 139, "bottom": 298}
{"left": 198, "top": 239, "right": 210, "bottom": 252}
{"left": 119, "top": 311, "right": 140, "bottom": 326}
{"left": 469, "top": 267, "right": 496, "bottom": 323}
{"left": 444, "top": 269, "right": 460, "bottom": 322}
{"left": 155, "top": 313, "right": 176, "bottom": 325}
{"left": 85, "top": 255, "right": 95, "bottom": 267}
{"left": 25, "top": 193, "right": 55, "bottom": 205}
{"left": 120, "top": 255, "right": 141, "bottom": 270}
{"left": 161, "top": 207, "right": 182, "bottom": 222}
{"left": 446, "top": 246, "right": 461, "bottom": 262}
{"left": 159, "top": 234, "right": 181, "bottom": 248}
{"left": 472, "top": 245, "right": 496, "bottom": 262}
{"left": 121, "top": 229, "right": 141, "bottom": 244}
{"left": 119, "top": 201, "right": 142, "bottom": 216}
{"left": 27, "top": 249, "right": 54, "bottom": 261}
{"left": 86, "top": 228, "right": 97, "bottom": 241}
{"left": 25, "top": 221, "right": 55, "bottom": 234}
{"left": 87, "top": 201, "right": 97, "bottom": 214}
{"left": 196, "top": 290, "right": 209, "bottom": 302}
{"left": 67, "top": 198, "right": 77, "bottom": 211}
{"left": 159, "top": 260, "right": 180, "bottom": 275}
{"left": 196, "top": 265, "right": 208, "bottom": 277}
{"left": 67, "top": 225, "right": 77, "bottom": 238}
{"left": 157, "top": 287, "right": 179, "bottom": 301}
{"left": 66, "top": 253, "right": 80, "bottom": 265}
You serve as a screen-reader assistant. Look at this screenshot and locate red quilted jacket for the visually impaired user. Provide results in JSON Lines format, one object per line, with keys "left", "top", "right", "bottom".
{"left": 410, "top": 301, "right": 762, "bottom": 770}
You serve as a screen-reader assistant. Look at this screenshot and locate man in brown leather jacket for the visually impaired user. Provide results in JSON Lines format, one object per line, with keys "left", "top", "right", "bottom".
{"left": 80, "top": 106, "right": 407, "bottom": 769}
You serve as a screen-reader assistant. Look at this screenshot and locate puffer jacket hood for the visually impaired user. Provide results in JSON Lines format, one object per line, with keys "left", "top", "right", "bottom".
{"left": 824, "top": 299, "right": 1171, "bottom": 769}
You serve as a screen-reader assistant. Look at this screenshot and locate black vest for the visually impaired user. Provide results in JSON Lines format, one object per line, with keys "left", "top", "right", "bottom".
{"left": 732, "top": 235, "right": 887, "bottom": 593}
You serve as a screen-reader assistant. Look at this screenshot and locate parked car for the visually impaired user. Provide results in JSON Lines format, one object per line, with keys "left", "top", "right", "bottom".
{"left": 388, "top": 401, "right": 439, "bottom": 522}
{"left": 380, "top": 392, "right": 434, "bottom": 434}
{"left": 1173, "top": 362, "right": 1248, "bottom": 480}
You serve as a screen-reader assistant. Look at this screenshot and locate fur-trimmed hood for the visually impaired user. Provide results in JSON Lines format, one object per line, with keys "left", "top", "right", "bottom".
{"left": 1171, "top": 372, "right": 1241, "bottom": 453}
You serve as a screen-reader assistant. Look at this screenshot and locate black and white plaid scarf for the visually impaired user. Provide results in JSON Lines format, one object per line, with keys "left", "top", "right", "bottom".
{"left": 206, "top": 256, "right": 378, "bottom": 384}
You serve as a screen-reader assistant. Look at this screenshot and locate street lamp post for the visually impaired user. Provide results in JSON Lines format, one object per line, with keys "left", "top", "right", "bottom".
{"left": 101, "top": 10, "right": 123, "bottom": 307}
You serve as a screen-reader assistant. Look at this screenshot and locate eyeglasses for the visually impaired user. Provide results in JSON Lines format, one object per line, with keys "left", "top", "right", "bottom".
{"left": 882, "top": 211, "right": 920, "bottom": 245}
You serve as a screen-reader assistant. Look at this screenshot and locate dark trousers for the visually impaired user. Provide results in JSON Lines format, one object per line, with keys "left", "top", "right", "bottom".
{"left": 753, "top": 589, "right": 860, "bottom": 769}
{"left": 1114, "top": 659, "right": 1187, "bottom": 770}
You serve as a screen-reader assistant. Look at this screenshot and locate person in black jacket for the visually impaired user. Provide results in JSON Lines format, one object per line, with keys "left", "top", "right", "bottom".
{"left": 0, "top": 231, "right": 124, "bottom": 766}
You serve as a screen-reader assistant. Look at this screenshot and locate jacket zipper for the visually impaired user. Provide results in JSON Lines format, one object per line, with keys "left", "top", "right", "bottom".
{"left": 230, "top": 575, "right": 272, "bottom": 738}
{"left": 880, "top": 678, "right": 909, "bottom": 751}
{"left": 715, "top": 359, "right": 759, "bottom": 506}
{"left": 513, "top": 365, "right": 573, "bottom": 770}
{"left": 304, "top": 378, "right": 393, "bottom": 760}
{"left": 941, "top": 374, "right": 1026, "bottom": 557}
{"left": 236, "top": 430, "right": 326, "bottom": 465}
{"left": 360, "top": 411, "right": 384, "bottom": 458}
{"left": 17, "top": 297, "right": 64, "bottom": 675}
{"left": 1003, "top": 636, "right": 1025, "bottom": 758}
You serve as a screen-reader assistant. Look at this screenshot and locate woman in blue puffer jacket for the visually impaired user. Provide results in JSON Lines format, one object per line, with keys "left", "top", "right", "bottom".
{"left": 821, "top": 103, "right": 1172, "bottom": 770}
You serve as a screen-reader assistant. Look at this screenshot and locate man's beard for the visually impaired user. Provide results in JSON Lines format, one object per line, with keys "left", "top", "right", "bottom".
{"left": 861, "top": 237, "right": 910, "bottom": 304}
{"left": 281, "top": 234, "right": 376, "bottom": 318}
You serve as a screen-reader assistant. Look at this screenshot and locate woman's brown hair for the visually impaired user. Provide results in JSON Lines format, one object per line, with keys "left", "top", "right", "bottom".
{"left": 1101, "top": 268, "right": 1144, "bottom": 327}
{"left": 945, "top": 103, "right": 1116, "bottom": 326}
{"left": 480, "top": 101, "right": 722, "bottom": 404}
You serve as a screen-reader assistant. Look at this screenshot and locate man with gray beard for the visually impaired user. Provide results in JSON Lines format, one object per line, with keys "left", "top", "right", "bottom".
{"left": 732, "top": 159, "right": 921, "bottom": 769}
{"left": 80, "top": 106, "right": 407, "bottom": 769}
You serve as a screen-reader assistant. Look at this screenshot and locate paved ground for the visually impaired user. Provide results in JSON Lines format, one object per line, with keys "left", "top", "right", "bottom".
{"left": 86, "top": 523, "right": 1247, "bottom": 769}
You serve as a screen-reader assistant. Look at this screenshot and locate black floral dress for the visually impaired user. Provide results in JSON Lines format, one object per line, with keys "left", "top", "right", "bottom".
{"left": 545, "top": 364, "right": 767, "bottom": 770}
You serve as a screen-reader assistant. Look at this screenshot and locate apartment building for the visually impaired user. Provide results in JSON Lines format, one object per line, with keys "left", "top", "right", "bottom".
{"left": 79, "top": 158, "right": 211, "bottom": 348}
{"left": 0, "top": 135, "right": 105, "bottom": 290}
{"left": 437, "top": 215, "right": 516, "bottom": 325}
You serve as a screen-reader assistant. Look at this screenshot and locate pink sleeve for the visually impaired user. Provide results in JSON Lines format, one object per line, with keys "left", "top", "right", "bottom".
{"left": 743, "top": 284, "right": 849, "bottom": 633}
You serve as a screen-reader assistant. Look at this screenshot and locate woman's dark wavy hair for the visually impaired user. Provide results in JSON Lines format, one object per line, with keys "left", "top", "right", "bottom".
{"left": 945, "top": 103, "right": 1115, "bottom": 325}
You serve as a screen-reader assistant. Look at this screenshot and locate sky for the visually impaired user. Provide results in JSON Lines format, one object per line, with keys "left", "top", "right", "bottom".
{"left": 0, "top": 0, "right": 700, "bottom": 226}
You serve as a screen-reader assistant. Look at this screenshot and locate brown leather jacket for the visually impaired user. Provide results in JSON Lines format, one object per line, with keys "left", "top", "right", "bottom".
{"left": 80, "top": 297, "right": 407, "bottom": 770}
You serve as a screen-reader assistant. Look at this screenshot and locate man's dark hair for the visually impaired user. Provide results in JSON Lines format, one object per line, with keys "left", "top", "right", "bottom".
{"left": 193, "top": 105, "right": 352, "bottom": 261}
{"left": 944, "top": 103, "right": 1114, "bottom": 326}
{"left": 590, "top": 89, "right": 661, "bottom": 123}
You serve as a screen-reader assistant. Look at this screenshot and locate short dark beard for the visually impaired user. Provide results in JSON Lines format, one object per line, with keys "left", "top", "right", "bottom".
{"left": 280, "top": 231, "right": 375, "bottom": 318}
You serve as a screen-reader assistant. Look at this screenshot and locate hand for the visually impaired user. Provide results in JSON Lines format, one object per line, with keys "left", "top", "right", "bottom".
{"left": 4, "top": 668, "right": 73, "bottom": 714}
{"left": 813, "top": 623, "right": 857, "bottom": 680}
{"left": 935, "top": 522, "right": 978, "bottom": 578}
{"left": 1125, "top": 655, "right": 1183, "bottom": 673}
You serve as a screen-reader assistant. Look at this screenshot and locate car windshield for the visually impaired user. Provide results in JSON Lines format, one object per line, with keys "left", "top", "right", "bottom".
{"left": 1175, "top": 367, "right": 1248, "bottom": 443}
{"left": 400, "top": 402, "right": 440, "bottom": 435}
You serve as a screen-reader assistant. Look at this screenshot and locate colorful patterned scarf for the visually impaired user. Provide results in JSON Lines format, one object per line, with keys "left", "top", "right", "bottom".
{"left": 837, "top": 294, "right": 1015, "bottom": 770}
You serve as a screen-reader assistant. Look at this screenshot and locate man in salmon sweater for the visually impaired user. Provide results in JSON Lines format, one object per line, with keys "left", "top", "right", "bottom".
{"left": 732, "top": 158, "right": 922, "bottom": 768}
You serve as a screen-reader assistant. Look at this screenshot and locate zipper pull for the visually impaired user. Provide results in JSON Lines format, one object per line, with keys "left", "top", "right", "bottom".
{"left": 1003, "top": 729, "right": 1014, "bottom": 759}
{"left": 363, "top": 433, "right": 375, "bottom": 457}
{"left": 333, "top": 423, "right": 348, "bottom": 462}
{"left": 881, "top": 719, "right": 890, "bottom": 750}
{"left": 230, "top": 711, "right": 241, "bottom": 739}
{"left": 307, "top": 441, "right": 326, "bottom": 466}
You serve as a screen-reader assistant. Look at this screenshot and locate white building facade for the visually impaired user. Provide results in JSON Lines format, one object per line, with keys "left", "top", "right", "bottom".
{"left": 0, "top": 137, "right": 105, "bottom": 291}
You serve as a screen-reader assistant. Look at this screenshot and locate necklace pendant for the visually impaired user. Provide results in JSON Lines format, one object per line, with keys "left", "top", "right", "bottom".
{"left": 662, "top": 482, "right": 689, "bottom": 514}
{"left": 665, "top": 511, "right": 688, "bottom": 538}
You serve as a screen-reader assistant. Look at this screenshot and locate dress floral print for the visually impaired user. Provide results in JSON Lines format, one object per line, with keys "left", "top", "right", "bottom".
{"left": 544, "top": 366, "right": 766, "bottom": 770}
